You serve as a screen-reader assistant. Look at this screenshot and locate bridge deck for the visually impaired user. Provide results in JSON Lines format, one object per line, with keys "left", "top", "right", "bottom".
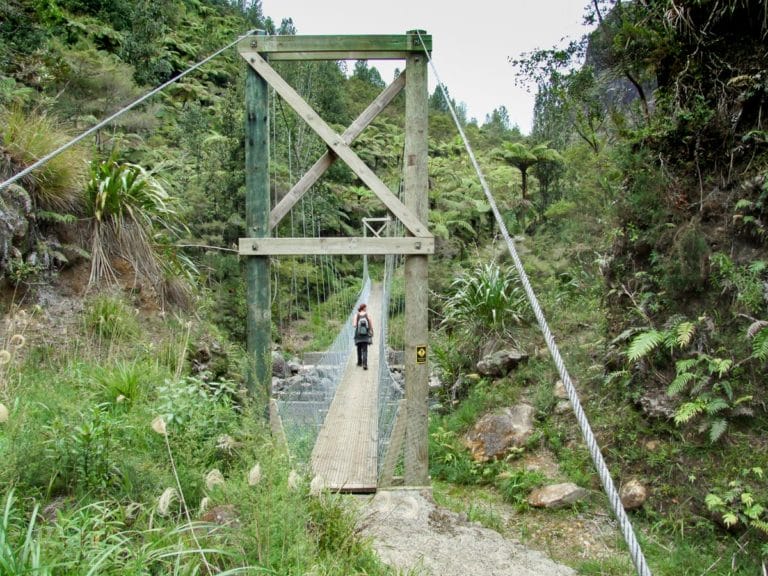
{"left": 310, "top": 283, "right": 381, "bottom": 492}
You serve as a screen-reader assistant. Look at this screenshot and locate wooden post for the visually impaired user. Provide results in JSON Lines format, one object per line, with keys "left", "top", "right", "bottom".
{"left": 403, "top": 30, "right": 429, "bottom": 486}
{"left": 245, "top": 33, "right": 272, "bottom": 408}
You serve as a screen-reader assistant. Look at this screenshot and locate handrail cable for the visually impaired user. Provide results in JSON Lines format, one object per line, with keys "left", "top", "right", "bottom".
{"left": 414, "top": 31, "right": 653, "bottom": 576}
{"left": 0, "top": 28, "right": 264, "bottom": 192}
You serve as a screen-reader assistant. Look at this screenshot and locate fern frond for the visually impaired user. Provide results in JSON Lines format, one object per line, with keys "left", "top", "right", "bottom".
{"left": 627, "top": 330, "right": 664, "bottom": 362}
{"left": 675, "top": 321, "right": 696, "bottom": 347}
{"left": 722, "top": 511, "right": 739, "bottom": 527}
{"left": 741, "top": 492, "right": 756, "bottom": 508}
{"left": 667, "top": 372, "right": 696, "bottom": 396}
{"left": 749, "top": 260, "right": 767, "bottom": 274}
{"left": 735, "top": 198, "right": 754, "bottom": 211}
{"left": 750, "top": 518, "right": 768, "bottom": 535}
{"left": 705, "top": 398, "right": 729, "bottom": 415}
{"left": 708, "top": 418, "right": 728, "bottom": 442}
{"left": 751, "top": 327, "right": 768, "bottom": 360}
{"left": 705, "top": 493, "right": 724, "bottom": 510}
{"left": 710, "top": 357, "right": 733, "bottom": 377}
{"left": 674, "top": 400, "right": 705, "bottom": 424}
{"left": 37, "top": 210, "right": 77, "bottom": 224}
{"left": 675, "top": 358, "right": 698, "bottom": 373}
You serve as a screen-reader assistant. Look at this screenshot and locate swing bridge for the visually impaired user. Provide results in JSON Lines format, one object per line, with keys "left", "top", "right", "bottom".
{"left": 0, "top": 30, "right": 654, "bottom": 576}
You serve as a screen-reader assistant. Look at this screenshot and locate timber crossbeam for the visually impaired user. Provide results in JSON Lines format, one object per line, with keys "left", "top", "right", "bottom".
{"left": 239, "top": 237, "right": 434, "bottom": 256}
{"left": 238, "top": 34, "right": 432, "bottom": 60}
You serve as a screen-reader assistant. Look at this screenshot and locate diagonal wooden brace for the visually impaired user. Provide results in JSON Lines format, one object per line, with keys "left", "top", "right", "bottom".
{"left": 270, "top": 72, "right": 406, "bottom": 230}
{"left": 241, "top": 50, "right": 431, "bottom": 238}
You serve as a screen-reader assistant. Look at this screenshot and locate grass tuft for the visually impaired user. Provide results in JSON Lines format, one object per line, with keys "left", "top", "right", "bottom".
{"left": 1, "top": 108, "right": 89, "bottom": 212}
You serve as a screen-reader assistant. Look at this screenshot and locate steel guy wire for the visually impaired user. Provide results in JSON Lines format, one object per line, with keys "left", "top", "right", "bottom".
{"left": 0, "top": 29, "right": 264, "bottom": 192}
{"left": 414, "top": 30, "right": 653, "bottom": 576}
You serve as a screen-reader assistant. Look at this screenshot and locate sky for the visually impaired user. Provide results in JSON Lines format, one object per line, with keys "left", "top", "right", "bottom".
{"left": 259, "top": 0, "right": 594, "bottom": 134}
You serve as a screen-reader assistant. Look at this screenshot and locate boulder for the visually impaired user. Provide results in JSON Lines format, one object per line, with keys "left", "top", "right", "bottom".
{"left": 638, "top": 389, "right": 676, "bottom": 419}
{"left": 190, "top": 338, "right": 228, "bottom": 380}
{"left": 476, "top": 349, "right": 528, "bottom": 378}
{"left": 620, "top": 479, "right": 648, "bottom": 510}
{"left": 0, "top": 184, "right": 31, "bottom": 272}
{"left": 528, "top": 483, "right": 587, "bottom": 508}
{"left": 287, "top": 358, "right": 302, "bottom": 375}
{"left": 554, "top": 379, "right": 569, "bottom": 400}
{"left": 464, "top": 404, "right": 535, "bottom": 462}
{"left": 271, "top": 351, "right": 287, "bottom": 378}
{"left": 554, "top": 400, "right": 571, "bottom": 414}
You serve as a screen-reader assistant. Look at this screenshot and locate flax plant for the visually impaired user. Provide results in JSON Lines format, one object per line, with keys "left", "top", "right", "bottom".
{"left": 84, "top": 157, "right": 189, "bottom": 305}
{"left": 441, "top": 262, "right": 527, "bottom": 339}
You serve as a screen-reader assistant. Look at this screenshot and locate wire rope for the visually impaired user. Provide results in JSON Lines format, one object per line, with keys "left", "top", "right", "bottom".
{"left": 0, "top": 28, "right": 263, "bottom": 192}
{"left": 414, "top": 31, "right": 653, "bottom": 576}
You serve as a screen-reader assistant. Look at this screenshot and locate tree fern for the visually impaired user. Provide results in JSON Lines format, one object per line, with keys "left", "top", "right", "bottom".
{"left": 627, "top": 329, "right": 664, "bottom": 361}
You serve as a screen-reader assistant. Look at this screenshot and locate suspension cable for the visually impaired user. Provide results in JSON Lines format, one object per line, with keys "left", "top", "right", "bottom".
{"left": 414, "top": 31, "right": 653, "bottom": 576}
{"left": 0, "top": 28, "right": 263, "bottom": 192}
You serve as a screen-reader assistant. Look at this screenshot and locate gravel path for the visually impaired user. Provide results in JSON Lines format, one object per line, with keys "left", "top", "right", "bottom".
{"left": 358, "top": 489, "right": 576, "bottom": 576}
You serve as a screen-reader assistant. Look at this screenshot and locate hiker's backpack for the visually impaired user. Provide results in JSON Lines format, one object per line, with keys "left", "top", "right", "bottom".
{"left": 357, "top": 315, "right": 369, "bottom": 336}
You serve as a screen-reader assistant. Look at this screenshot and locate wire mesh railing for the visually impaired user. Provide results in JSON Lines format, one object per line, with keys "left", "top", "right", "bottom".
{"left": 376, "top": 253, "right": 405, "bottom": 475}
{"left": 274, "top": 273, "right": 371, "bottom": 456}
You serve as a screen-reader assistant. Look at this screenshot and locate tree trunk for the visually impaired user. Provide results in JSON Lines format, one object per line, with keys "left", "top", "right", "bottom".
{"left": 521, "top": 169, "right": 528, "bottom": 199}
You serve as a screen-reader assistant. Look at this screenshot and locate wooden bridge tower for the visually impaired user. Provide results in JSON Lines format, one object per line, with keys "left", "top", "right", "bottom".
{"left": 238, "top": 31, "right": 434, "bottom": 485}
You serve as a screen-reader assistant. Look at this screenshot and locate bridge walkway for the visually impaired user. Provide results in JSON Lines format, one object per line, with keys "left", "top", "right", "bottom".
{"left": 310, "top": 283, "right": 382, "bottom": 492}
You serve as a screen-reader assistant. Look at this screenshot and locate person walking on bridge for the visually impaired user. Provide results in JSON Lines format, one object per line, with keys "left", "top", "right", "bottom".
{"left": 353, "top": 303, "right": 373, "bottom": 370}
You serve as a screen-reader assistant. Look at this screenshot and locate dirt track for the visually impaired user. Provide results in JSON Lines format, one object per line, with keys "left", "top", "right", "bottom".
{"left": 358, "top": 489, "right": 575, "bottom": 576}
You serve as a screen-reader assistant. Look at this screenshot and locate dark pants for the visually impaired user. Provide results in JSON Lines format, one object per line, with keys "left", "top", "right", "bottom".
{"left": 356, "top": 343, "right": 368, "bottom": 367}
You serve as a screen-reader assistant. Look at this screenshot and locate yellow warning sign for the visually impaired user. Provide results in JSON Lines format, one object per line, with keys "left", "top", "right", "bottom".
{"left": 416, "top": 345, "right": 427, "bottom": 364}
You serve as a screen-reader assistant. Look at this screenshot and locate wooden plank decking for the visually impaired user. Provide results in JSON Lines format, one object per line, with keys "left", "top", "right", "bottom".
{"left": 310, "top": 284, "right": 381, "bottom": 492}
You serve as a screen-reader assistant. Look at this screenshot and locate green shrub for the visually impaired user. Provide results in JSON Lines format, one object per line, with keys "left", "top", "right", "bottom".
{"left": 429, "top": 425, "right": 502, "bottom": 486}
{"left": 43, "top": 403, "right": 125, "bottom": 495}
{"left": 95, "top": 361, "right": 150, "bottom": 405}
{"left": 711, "top": 252, "right": 768, "bottom": 316}
{"left": 543, "top": 199, "right": 577, "bottom": 221}
{"left": 662, "top": 223, "right": 710, "bottom": 295}
{"left": 83, "top": 295, "right": 139, "bottom": 340}
{"left": 627, "top": 317, "right": 754, "bottom": 442}
{"left": 705, "top": 468, "right": 768, "bottom": 532}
